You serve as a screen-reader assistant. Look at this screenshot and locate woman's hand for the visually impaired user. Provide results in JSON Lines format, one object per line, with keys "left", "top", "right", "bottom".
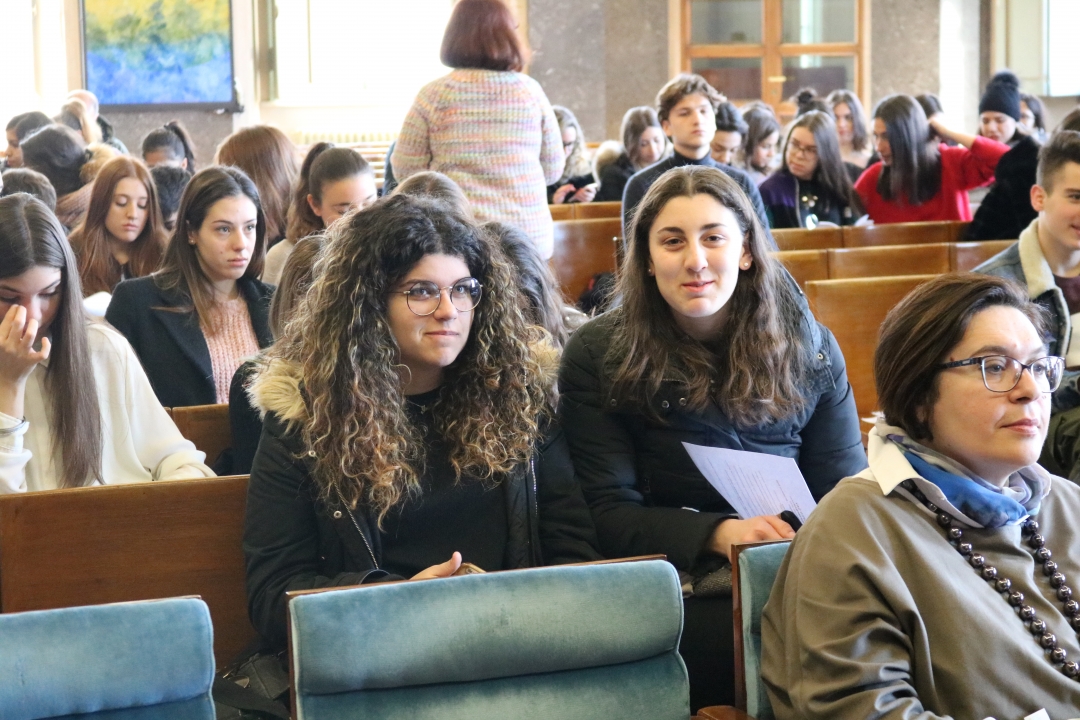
{"left": 0, "top": 305, "right": 49, "bottom": 420}
{"left": 927, "top": 117, "right": 978, "bottom": 149}
{"left": 709, "top": 516, "right": 795, "bottom": 561}
{"left": 411, "top": 551, "right": 462, "bottom": 580}
{"left": 570, "top": 184, "right": 598, "bottom": 203}
{"left": 551, "top": 183, "right": 576, "bottom": 204}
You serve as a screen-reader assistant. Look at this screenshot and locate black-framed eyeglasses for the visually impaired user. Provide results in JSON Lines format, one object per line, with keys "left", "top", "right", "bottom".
{"left": 938, "top": 355, "right": 1064, "bottom": 393}
{"left": 393, "top": 277, "right": 483, "bottom": 316}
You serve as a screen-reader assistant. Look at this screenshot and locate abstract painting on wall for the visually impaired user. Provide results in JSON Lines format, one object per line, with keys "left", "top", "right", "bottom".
{"left": 82, "top": 0, "right": 237, "bottom": 108}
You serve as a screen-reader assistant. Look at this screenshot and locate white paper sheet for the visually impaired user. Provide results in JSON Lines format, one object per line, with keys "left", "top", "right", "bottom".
{"left": 682, "top": 443, "right": 818, "bottom": 523}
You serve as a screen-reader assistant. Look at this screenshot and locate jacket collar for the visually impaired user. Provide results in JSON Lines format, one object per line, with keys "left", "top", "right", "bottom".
{"left": 238, "top": 277, "right": 274, "bottom": 347}
{"left": 1017, "top": 218, "right": 1071, "bottom": 353}
{"left": 150, "top": 291, "right": 214, "bottom": 381}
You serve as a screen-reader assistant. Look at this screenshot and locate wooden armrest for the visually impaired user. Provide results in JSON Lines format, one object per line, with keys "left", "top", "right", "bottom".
{"left": 693, "top": 706, "right": 755, "bottom": 720}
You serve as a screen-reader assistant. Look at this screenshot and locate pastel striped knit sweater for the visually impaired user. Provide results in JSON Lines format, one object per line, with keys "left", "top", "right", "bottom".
{"left": 392, "top": 69, "right": 565, "bottom": 258}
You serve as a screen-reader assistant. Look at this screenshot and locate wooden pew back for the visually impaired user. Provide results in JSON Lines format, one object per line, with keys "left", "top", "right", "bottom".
{"left": 772, "top": 226, "right": 844, "bottom": 251}
{"left": 950, "top": 240, "right": 1014, "bottom": 272}
{"left": 806, "top": 275, "right": 937, "bottom": 418}
{"left": 0, "top": 476, "right": 255, "bottom": 667}
{"left": 575, "top": 201, "right": 622, "bottom": 219}
{"left": 550, "top": 218, "right": 622, "bottom": 303}
{"left": 772, "top": 250, "right": 829, "bottom": 289}
{"left": 170, "top": 404, "right": 232, "bottom": 468}
{"left": 841, "top": 221, "right": 969, "bottom": 247}
{"left": 828, "top": 243, "right": 951, "bottom": 279}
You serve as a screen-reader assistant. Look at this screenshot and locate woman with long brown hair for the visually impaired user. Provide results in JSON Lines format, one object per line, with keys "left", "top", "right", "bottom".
{"left": 243, "top": 194, "right": 600, "bottom": 651}
{"left": 215, "top": 125, "right": 299, "bottom": 248}
{"left": 559, "top": 165, "right": 866, "bottom": 710}
{"left": 106, "top": 166, "right": 274, "bottom": 408}
{"left": 68, "top": 156, "right": 168, "bottom": 297}
{"left": 0, "top": 193, "right": 211, "bottom": 493}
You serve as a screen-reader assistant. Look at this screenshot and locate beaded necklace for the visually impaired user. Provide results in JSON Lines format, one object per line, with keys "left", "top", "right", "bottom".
{"left": 904, "top": 479, "right": 1080, "bottom": 680}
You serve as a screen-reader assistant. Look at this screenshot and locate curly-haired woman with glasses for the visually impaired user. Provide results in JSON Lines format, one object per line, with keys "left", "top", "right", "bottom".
{"left": 762, "top": 273, "right": 1080, "bottom": 719}
{"left": 243, "top": 194, "right": 601, "bottom": 651}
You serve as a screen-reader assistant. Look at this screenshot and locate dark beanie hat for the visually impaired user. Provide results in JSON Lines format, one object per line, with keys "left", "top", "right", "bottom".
{"left": 979, "top": 70, "right": 1022, "bottom": 120}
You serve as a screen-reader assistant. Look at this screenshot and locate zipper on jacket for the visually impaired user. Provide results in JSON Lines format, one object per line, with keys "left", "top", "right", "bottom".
{"left": 336, "top": 488, "right": 379, "bottom": 569}
{"left": 529, "top": 455, "right": 539, "bottom": 563}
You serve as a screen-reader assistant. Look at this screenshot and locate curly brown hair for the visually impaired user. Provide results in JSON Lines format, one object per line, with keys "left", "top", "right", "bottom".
{"left": 269, "top": 194, "right": 554, "bottom": 524}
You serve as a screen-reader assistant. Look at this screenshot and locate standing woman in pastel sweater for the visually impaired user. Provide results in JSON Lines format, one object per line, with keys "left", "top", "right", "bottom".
{"left": 392, "top": 0, "right": 565, "bottom": 259}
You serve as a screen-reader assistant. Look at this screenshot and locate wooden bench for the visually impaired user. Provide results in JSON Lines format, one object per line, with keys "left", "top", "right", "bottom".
{"left": 550, "top": 218, "right": 622, "bottom": 303}
{"left": 827, "top": 243, "right": 951, "bottom": 279}
{"left": 841, "top": 221, "right": 970, "bottom": 247}
{"left": 772, "top": 250, "right": 829, "bottom": 289}
{"left": 951, "top": 239, "right": 1014, "bottom": 271}
{"left": 806, "top": 275, "right": 937, "bottom": 418}
{"left": 772, "top": 226, "right": 844, "bottom": 251}
{"left": 169, "top": 404, "right": 232, "bottom": 468}
{"left": 0, "top": 475, "right": 255, "bottom": 667}
{"left": 548, "top": 201, "right": 622, "bottom": 221}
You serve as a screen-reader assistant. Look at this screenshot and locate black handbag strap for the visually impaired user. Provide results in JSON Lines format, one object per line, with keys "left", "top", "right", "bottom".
{"left": 212, "top": 677, "right": 291, "bottom": 720}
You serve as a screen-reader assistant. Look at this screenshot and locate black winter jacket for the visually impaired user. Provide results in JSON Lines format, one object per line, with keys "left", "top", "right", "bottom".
{"left": 558, "top": 308, "right": 867, "bottom": 571}
{"left": 966, "top": 134, "right": 1040, "bottom": 241}
{"left": 244, "top": 408, "right": 602, "bottom": 650}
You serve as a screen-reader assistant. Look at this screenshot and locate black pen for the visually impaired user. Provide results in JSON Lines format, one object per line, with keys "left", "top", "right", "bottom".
{"left": 780, "top": 510, "right": 803, "bottom": 532}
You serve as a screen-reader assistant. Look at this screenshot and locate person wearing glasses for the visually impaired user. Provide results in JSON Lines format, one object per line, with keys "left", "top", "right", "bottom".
{"left": 759, "top": 111, "right": 864, "bottom": 229}
{"left": 762, "top": 273, "right": 1080, "bottom": 719}
{"left": 243, "top": 194, "right": 601, "bottom": 651}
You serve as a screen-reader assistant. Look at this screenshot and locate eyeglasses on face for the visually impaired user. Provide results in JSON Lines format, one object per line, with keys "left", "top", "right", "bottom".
{"left": 393, "top": 277, "right": 483, "bottom": 316}
{"left": 788, "top": 139, "right": 818, "bottom": 158}
{"left": 938, "top": 355, "right": 1064, "bottom": 393}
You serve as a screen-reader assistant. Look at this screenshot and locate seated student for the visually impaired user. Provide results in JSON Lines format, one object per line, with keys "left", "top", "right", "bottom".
{"left": 392, "top": 169, "right": 473, "bottom": 219}
{"left": 855, "top": 94, "right": 1009, "bottom": 223}
{"left": 759, "top": 110, "right": 863, "bottom": 229}
{"left": 710, "top": 101, "right": 748, "bottom": 166}
{"left": 1021, "top": 92, "right": 1049, "bottom": 144}
{"left": 484, "top": 220, "right": 586, "bottom": 349}
{"left": 548, "top": 106, "right": 597, "bottom": 204}
{"left": 216, "top": 125, "right": 299, "bottom": 248}
{"left": 1, "top": 168, "right": 57, "bottom": 211}
{"left": 593, "top": 106, "right": 668, "bottom": 202}
{"left": 827, "top": 89, "right": 873, "bottom": 170}
{"left": 789, "top": 87, "right": 830, "bottom": 117}
{"left": 4, "top": 112, "right": 51, "bottom": 169}
{"left": 0, "top": 193, "right": 212, "bottom": 494}
{"left": 977, "top": 131, "right": 1080, "bottom": 480}
{"left": 228, "top": 235, "right": 324, "bottom": 477}
{"left": 68, "top": 156, "right": 167, "bottom": 297}
{"left": 560, "top": 166, "right": 866, "bottom": 710}
{"left": 263, "top": 143, "right": 375, "bottom": 286}
{"left": 141, "top": 121, "right": 197, "bottom": 172}
{"left": 622, "top": 75, "right": 770, "bottom": 240}
{"left": 20, "top": 125, "right": 117, "bottom": 231}
{"left": 739, "top": 104, "right": 780, "bottom": 186}
{"left": 106, "top": 167, "right": 273, "bottom": 408}
{"left": 967, "top": 71, "right": 1043, "bottom": 241}
{"left": 150, "top": 164, "right": 191, "bottom": 233}
{"left": 243, "top": 194, "right": 601, "bottom": 651}
{"left": 66, "top": 89, "right": 127, "bottom": 155}
{"left": 762, "top": 273, "right": 1080, "bottom": 719}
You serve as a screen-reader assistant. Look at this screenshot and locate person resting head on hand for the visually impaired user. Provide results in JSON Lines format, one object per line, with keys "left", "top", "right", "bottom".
{"left": 762, "top": 273, "right": 1080, "bottom": 720}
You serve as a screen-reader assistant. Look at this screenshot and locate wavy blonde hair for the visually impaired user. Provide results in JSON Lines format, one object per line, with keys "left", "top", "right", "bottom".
{"left": 269, "top": 195, "right": 554, "bottom": 525}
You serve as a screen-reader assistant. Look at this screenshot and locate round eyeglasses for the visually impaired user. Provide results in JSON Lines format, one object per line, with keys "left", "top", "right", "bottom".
{"left": 394, "top": 277, "right": 483, "bottom": 316}
{"left": 938, "top": 355, "right": 1064, "bottom": 393}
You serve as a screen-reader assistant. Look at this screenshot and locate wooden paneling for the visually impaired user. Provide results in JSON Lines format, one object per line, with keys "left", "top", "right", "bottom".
{"left": 0, "top": 476, "right": 255, "bottom": 667}
{"left": 550, "top": 218, "right": 622, "bottom": 303}
{"left": 170, "top": 404, "right": 232, "bottom": 468}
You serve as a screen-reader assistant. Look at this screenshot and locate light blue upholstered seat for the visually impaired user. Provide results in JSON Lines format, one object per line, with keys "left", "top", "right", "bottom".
{"left": 736, "top": 541, "right": 790, "bottom": 720}
{"left": 0, "top": 597, "right": 216, "bottom": 720}
{"left": 289, "top": 560, "right": 690, "bottom": 720}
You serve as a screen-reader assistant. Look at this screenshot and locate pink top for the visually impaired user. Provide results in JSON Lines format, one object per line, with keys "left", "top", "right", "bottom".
{"left": 854, "top": 136, "right": 1010, "bottom": 223}
{"left": 201, "top": 297, "right": 260, "bottom": 404}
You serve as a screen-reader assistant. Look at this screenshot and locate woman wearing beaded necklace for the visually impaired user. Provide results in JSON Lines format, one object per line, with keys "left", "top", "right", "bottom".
{"left": 762, "top": 273, "right": 1080, "bottom": 718}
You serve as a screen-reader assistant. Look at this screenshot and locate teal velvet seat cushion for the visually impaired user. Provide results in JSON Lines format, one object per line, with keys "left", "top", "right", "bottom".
{"left": 0, "top": 598, "right": 215, "bottom": 720}
{"left": 290, "top": 560, "right": 685, "bottom": 695}
{"left": 738, "top": 541, "right": 790, "bottom": 720}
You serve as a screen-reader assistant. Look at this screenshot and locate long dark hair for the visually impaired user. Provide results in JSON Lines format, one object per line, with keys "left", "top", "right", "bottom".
{"left": 69, "top": 156, "right": 168, "bottom": 295}
{"left": 611, "top": 166, "right": 811, "bottom": 426}
{"left": 0, "top": 193, "right": 102, "bottom": 487}
{"left": 873, "top": 94, "right": 942, "bottom": 205}
{"left": 141, "top": 121, "right": 197, "bottom": 172}
{"left": 268, "top": 195, "right": 551, "bottom": 524}
{"left": 156, "top": 167, "right": 267, "bottom": 331}
{"left": 782, "top": 111, "right": 862, "bottom": 215}
{"left": 286, "top": 143, "right": 372, "bottom": 242}
{"left": 20, "top": 125, "right": 89, "bottom": 196}
{"left": 742, "top": 107, "right": 781, "bottom": 173}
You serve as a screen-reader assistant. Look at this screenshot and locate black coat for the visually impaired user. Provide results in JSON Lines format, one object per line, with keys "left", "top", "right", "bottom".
{"left": 966, "top": 135, "right": 1040, "bottom": 241}
{"left": 106, "top": 276, "right": 274, "bottom": 408}
{"left": 595, "top": 154, "right": 635, "bottom": 203}
{"left": 244, "top": 411, "right": 603, "bottom": 650}
{"left": 558, "top": 308, "right": 867, "bottom": 571}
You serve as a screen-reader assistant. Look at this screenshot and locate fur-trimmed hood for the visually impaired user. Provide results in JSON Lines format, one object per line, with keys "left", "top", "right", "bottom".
{"left": 248, "top": 336, "right": 563, "bottom": 426}
{"left": 592, "top": 140, "right": 625, "bottom": 182}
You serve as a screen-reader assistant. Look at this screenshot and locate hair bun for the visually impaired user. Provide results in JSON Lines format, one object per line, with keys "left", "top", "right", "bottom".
{"left": 988, "top": 70, "right": 1021, "bottom": 89}
{"left": 796, "top": 88, "right": 818, "bottom": 104}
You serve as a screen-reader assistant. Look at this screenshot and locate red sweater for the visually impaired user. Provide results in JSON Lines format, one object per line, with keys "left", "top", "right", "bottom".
{"left": 854, "top": 136, "right": 1009, "bottom": 223}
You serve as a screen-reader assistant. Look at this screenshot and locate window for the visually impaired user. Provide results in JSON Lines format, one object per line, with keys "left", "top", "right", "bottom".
{"left": 682, "top": 0, "right": 869, "bottom": 114}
